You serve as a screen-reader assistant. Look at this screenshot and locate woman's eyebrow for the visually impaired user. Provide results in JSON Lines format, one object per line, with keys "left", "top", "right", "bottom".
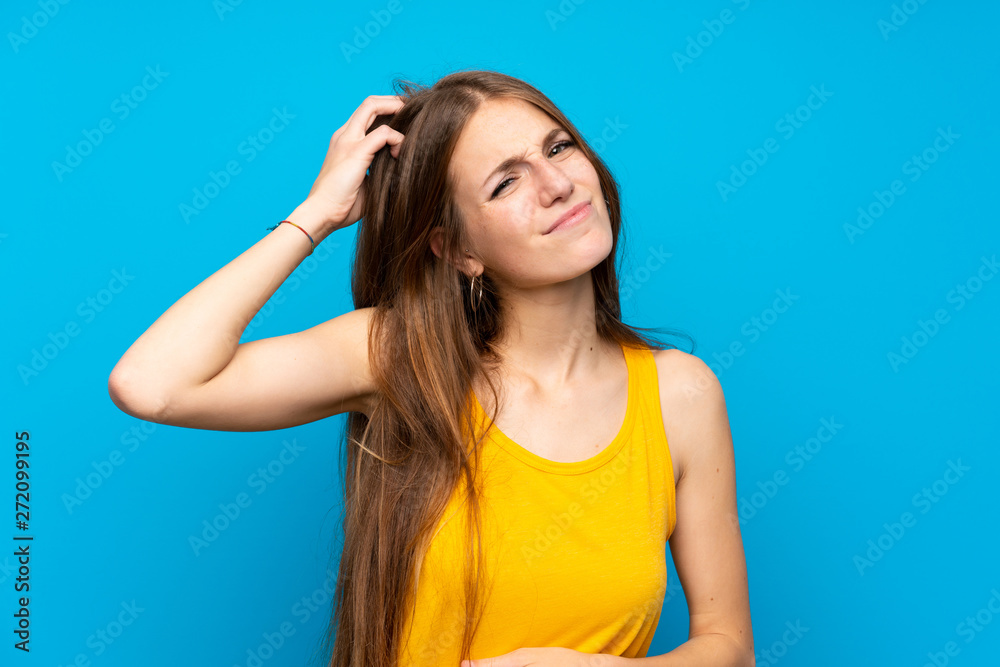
{"left": 480, "top": 127, "right": 566, "bottom": 190}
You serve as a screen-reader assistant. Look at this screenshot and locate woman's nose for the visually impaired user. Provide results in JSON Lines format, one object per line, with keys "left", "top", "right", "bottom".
{"left": 533, "top": 157, "right": 574, "bottom": 201}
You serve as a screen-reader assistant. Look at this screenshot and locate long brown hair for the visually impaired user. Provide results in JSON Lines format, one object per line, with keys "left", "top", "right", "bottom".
{"left": 316, "top": 69, "right": 694, "bottom": 667}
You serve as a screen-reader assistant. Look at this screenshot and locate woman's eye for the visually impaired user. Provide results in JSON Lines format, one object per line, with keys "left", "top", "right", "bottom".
{"left": 492, "top": 177, "right": 515, "bottom": 198}
{"left": 490, "top": 140, "right": 575, "bottom": 199}
{"left": 550, "top": 139, "right": 574, "bottom": 155}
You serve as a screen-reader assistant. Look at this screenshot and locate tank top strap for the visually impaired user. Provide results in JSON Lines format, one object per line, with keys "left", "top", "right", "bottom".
{"left": 620, "top": 343, "right": 661, "bottom": 420}
{"left": 621, "top": 342, "right": 678, "bottom": 540}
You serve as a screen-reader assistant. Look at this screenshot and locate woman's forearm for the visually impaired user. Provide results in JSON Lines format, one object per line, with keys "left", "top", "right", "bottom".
{"left": 622, "top": 633, "right": 753, "bottom": 666}
{"left": 108, "top": 198, "right": 334, "bottom": 414}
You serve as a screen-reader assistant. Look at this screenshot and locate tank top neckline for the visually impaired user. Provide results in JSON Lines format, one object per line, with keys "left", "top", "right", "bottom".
{"left": 470, "top": 341, "right": 641, "bottom": 476}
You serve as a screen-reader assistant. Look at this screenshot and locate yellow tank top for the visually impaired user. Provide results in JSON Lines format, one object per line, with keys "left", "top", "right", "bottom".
{"left": 398, "top": 342, "right": 677, "bottom": 665}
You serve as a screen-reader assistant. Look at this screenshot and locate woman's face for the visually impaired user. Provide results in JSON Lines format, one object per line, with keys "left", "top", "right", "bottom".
{"left": 443, "top": 97, "right": 613, "bottom": 289}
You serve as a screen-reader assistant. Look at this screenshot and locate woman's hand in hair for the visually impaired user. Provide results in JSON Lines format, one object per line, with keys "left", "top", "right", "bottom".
{"left": 303, "top": 94, "right": 406, "bottom": 232}
{"left": 460, "top": 647, "right": 627, "bottom": 666}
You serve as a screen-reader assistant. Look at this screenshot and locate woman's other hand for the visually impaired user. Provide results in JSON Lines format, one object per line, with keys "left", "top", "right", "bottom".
{"left": 460, "top": 647, "right": 627, "bottom": 667}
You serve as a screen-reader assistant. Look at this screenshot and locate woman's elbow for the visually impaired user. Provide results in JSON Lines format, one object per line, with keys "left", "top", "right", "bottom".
{"left": 107, "top": 366, "right": 168, "bottom": 423}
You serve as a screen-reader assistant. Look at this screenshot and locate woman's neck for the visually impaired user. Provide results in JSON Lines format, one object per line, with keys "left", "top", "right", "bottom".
{"left": 486, "top": 271, "right": 613, "bottom": 391}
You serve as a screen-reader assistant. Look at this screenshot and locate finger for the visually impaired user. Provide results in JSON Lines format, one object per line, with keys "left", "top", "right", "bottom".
{"left": 359, "top": 123, "right": 405, "bottom": 159}
{"left": 344, "top": 95, "right": 405, "bottom": 140}
{"left": 345, "top": 94, "right": 402, "bottom": 128}
{"left": 460, "top": 653, "right": 522, "bottom": 667}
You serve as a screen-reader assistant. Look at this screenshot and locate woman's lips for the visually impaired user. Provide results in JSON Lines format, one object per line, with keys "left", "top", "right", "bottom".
{"left": 545, "top": 202, "right": 592, "bottom": 234}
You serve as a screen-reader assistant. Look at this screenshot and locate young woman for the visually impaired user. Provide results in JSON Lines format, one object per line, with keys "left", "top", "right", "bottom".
{"left": 108, "top": 70, "right": 754, "bottom": 667}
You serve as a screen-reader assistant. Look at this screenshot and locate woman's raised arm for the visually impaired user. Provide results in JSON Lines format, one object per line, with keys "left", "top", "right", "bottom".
{"left": 107, "top": 95, "right": 406, "bottom": 431}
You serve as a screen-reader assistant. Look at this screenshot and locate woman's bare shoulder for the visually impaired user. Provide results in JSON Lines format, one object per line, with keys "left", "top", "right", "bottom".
{"left": 651, "top": 348, "right": 727, "bottom": 483}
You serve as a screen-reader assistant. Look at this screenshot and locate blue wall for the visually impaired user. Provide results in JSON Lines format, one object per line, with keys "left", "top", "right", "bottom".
{"left": 4, "top": 1, "right": 998, "bottom": 665}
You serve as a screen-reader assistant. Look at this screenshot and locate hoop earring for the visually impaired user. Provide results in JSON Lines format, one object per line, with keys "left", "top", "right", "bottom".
{"left": 469, "top": 273, "right": 483, "bottom": 312}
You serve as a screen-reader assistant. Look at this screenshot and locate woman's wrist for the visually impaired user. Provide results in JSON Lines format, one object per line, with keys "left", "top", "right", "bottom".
{"left": 284, "top": 198, "right": 339, "bottom": 245}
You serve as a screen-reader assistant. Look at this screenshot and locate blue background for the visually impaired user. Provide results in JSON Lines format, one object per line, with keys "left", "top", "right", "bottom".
{"left": 3, "top": 0, "right": 998, "bottom": 665}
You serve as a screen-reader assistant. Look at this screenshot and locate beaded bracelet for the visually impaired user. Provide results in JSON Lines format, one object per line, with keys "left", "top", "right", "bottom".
{"left": 265, "top": 220, "right": 315, "bottom": 255}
